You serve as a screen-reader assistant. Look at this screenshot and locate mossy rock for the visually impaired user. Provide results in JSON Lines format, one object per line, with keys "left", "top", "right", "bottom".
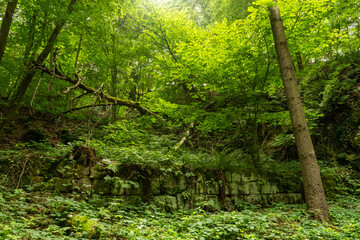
{"left": 261, "top": 181, "right": 279, "bottom": 194}
{"left": 206, "top": 180, "right": 219, "bottom": 195}
{"left": 46, "top": 177, "right": 73, "bottom": 192}
{"left": 199, "top": 196, "right": 222, "bottom": 212}
{"left": 229, "top": 182, "right": 239, "bottom": 196}
{"left": 231, "top": 172, "right": 243, "bottom": 183}
{"left": 196, "top": 180, "right": 206, "bottom": 194}
{"left": 124, "top": 181, "right": 141, "bottom": 195}
{"left": 243, "top": 194, "right": 262, "bottom": 204}
{"left": 111, "top": 180, "right": 126, "bottom": 196}
{"left": 123, "top": 195, "right": 142, "bottom": 206}
{"left": 75, "top": 177, "right": 92, "bottom": 192}
{"left": 93, "top": 179, "right": 111, "bottom": 195}
{"left": 160, "top": 174, "right": 184, "bottom": 195}
{"left": 90, "top": 164, "right": 105, "bottom": 179}
{"left": 150, "top": 176, "right": 161, "bottom": 195}
{"left": 264, "top": 193, "right": 303, "bottom": 204}
{"left": 223, "top": 197, "right": 235, "bottom": 211}
{"left": 238, "top": 182, "right": 260, "bottom": 195}
{"left": 153, "top": 195, "right": 177, "bottom": 212}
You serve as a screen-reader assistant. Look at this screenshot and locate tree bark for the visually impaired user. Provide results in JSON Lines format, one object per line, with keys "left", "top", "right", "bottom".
{"left": 0, "top": 0, "right": 78, "bottom": 137}
{"left": 0, "top": 0, "right": 19, "bottom": 64}
{"left": 268, "top": 2, "right": 330, "bottom": 222}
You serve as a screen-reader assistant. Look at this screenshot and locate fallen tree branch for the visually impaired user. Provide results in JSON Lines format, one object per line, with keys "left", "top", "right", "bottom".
{"left": 17, "top": 155, "right": 30, "bottom": 189}
{"left": 44, "top": 102, "right": 144, "bottom": 125}
{"left": 174, "top": 122, "right": 194, "bottom": 151}
{"left": 52, "top": 103, "right": 111, "bottom": 121}
{"left": 30, "top": 73, "right": 43, "bottom": 114}
{"left": 33, "top": 63, "right": 153, "bottom": 116}
{"left": 64, "top": 73, "right": 82, "bottom": 94}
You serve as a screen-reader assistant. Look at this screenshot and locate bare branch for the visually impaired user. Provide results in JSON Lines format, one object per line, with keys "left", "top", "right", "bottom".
{"left": 64, "top": 73, "right": 82, "bottom": 94}
{"left": 43, "top": 103, "right": 108, "bottom": 125}
{"left": 33, "top": 64, "right": 154, "bottom": 116}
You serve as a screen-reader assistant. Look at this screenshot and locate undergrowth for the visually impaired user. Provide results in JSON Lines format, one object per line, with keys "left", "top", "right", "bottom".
{"left": 0, "top": 185, "right": 359, "bottom": 239}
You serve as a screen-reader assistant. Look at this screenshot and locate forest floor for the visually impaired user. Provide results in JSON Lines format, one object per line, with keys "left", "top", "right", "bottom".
{"left": 0, "top": 185, "right": 359, "bottom": 239}
{"left": 1, "top": 107, "right": 360, "bottom": 239}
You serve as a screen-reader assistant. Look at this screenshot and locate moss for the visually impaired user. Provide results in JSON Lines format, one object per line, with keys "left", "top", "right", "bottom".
{"left": 68, "top": 214, "right": 99, "bottom": 238}
{"left": 153, "top": 195, "right": 177, "bottom": 212}
{"left": 46, "top": 177, "right": 73, "bottom": 192}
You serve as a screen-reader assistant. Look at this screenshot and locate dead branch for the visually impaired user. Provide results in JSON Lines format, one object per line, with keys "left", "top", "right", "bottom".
{"left": 64, "top": 73, "right": 82, "bottom": 94}
{"left": 174, "top": 122, "right": 194, "bottom": 151}
{"left": 44, "top": 103, "right": 112, "bottom": 125}
{"left": 17, "top": 155, "right": 30, "bottom": 189}
{"left": 33, "top": 63, "right": 153, "bottom": 116}
{"left": 30, "top": 72, "right": 43, "bottom": 113}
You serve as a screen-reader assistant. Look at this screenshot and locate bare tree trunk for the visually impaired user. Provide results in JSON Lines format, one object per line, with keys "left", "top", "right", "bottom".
{"left": 0, "top": 0, "right": 78, "bottom": 137}
{"left": 268, "top": 1, "right": 330, "bottom": 222}
{"left": 0, "top": 0, "right": 18, "bottom": 64}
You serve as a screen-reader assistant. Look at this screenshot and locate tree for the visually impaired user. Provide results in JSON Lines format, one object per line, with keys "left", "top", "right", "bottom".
{"left": 268, "top": 0, "right": 330, "bottom": 222}
{"left": 0, "top": 0, "right": 78, "bottom": 136}
{"left": 0, "top": 0, "right": 18, "bottom": 64}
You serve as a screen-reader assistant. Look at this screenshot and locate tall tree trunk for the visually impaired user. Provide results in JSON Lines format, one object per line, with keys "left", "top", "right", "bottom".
{"left": 268, "top": 1, "right": 330, "bottom": 222}
{"left": 0, "top": 0, "right": 19, "bottom": 64}
{"left": 0, "top": 0, "right": 78, "bottom": 137}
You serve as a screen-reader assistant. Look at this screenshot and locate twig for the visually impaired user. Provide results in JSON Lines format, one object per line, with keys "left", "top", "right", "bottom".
{"left": 174, "top": 122, "right": 194, "bottom": 151}
{"left": 43, "top": 103, "right": 112, "bottom": 125}
{"left": 64, "top": 73, "right": 82, "bottom": 94}
{"left": 30, "top": 72, "right": 43, "bottom": 113}
{"left": 17, "top": 155, "right": 30, "bottom": 189}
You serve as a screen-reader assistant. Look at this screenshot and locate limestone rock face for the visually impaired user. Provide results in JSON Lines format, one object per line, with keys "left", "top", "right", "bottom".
{"left": 76, "top": 177, "right": 92, "bottom": 192}
{"left": 31, "top": 159, "right": 303, "bottom": 211}
{"left": 153, "top": 195, "right": 177, "bottom": 212}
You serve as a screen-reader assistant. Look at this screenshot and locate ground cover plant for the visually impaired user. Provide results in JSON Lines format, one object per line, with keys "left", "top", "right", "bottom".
{"left": 0, "top": 185, "right": 359, "bottom": 240}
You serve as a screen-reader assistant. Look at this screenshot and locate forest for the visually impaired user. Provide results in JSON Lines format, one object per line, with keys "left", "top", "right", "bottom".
{"left": 0, "top": 0, "right": 360, "bottom": 239}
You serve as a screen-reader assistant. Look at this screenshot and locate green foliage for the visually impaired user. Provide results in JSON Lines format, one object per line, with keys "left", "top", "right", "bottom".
{"left": 321, "top": 164, "right": 360, "bottom": 198}
{"left": 2, "top": 0, "right": 360, "bottom": 161}
{"left": 203, "top": 148, "right": 249, "bottom": 170}
{"left": 0, "top": 185, "right": 360, "bottom": 239}
{"left": 261, "top": 157, "right": 302, "bottom": 192}
{"left": 267, "top": 133, "right": 295, "bottom": 148}
{"left": 301, "top": 52, "right": 360, "bottom": 152}
{"left": 0, "top": 142, "right": 72, "bottom": 187}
